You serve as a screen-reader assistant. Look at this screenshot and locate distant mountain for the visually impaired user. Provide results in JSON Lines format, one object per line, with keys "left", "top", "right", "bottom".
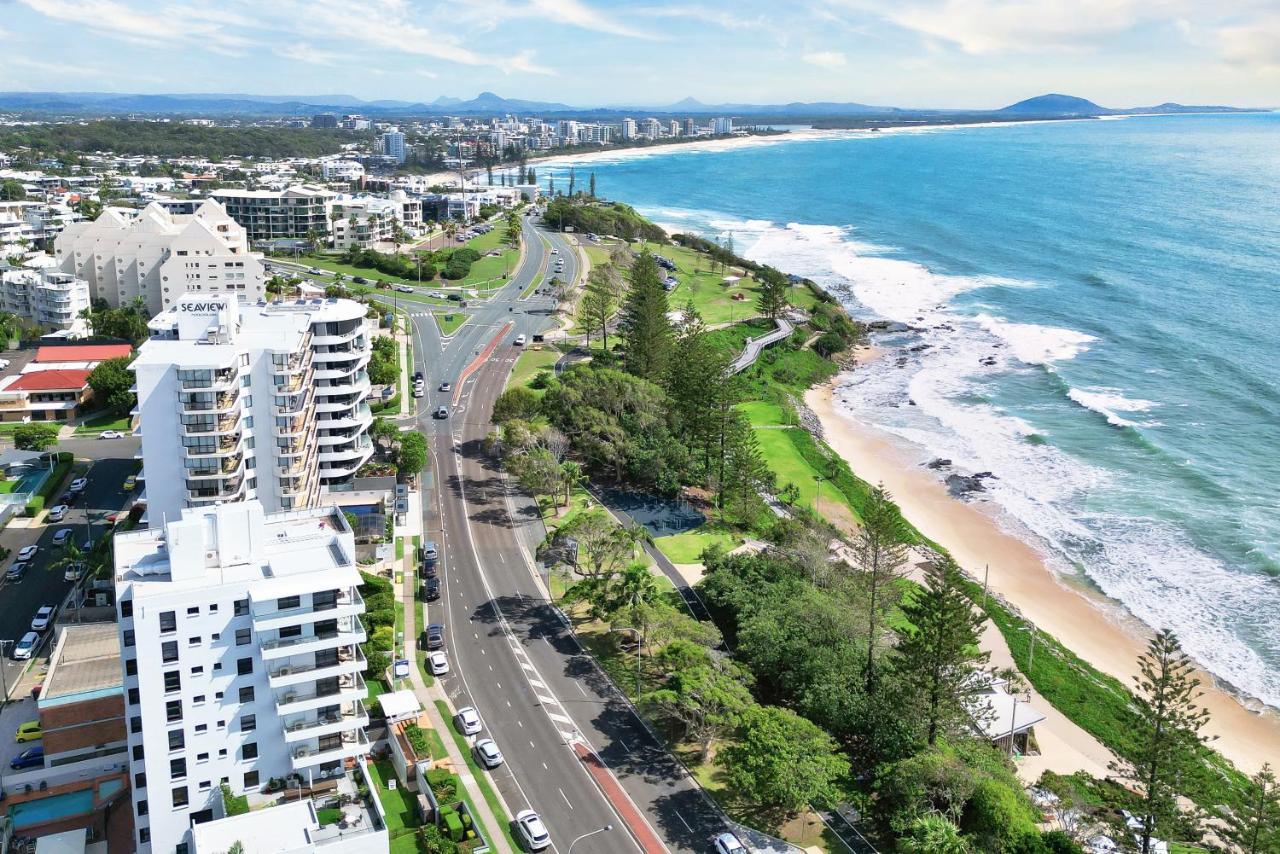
{"left": 650, "top": 97, "right": 899, "bottom": 115}
{"left": 1000, "top": 94, "right": 1108, "bottom": 116}
{"left": 445, "top": 91, "right": 575, "bottom": 113}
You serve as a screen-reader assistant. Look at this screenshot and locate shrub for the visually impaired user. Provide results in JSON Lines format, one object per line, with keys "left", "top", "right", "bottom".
{"left": 24, "top": 496, "right": 44, "bottom": 517}
{"left": 425, "top": 768, "right": 456, "bottom": 801}
{"left": 443, "top": 810, "right": 465, "bottom": 842}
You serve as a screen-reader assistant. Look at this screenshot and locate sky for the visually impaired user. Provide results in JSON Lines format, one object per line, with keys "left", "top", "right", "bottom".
{"left": 1, "top": 0, "right": 1277, "bottom": 108}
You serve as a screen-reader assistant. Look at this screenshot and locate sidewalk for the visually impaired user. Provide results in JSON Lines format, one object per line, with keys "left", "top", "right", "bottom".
{"left": 399, "top": 548, "right": 514, "bottom": 854}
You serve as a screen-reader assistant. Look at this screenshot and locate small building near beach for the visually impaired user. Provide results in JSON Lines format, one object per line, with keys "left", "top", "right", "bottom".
{"left": 968, "top": 674, "right": 1046, "bottom": 755}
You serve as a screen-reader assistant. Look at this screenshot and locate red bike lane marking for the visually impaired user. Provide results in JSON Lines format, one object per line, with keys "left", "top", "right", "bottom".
{"left": 572, "top": 742, "right": 668, "bottom": 854}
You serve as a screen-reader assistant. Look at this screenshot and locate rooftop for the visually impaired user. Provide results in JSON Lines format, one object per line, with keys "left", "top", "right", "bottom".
{"left": 35, "top": 344, "right": 132, "bottom": 363}
{"left": 40, "top": 623, "right": 123, "bottom": 707}
{"left": 5, "top": 368, "right": 91, "bottom": 392}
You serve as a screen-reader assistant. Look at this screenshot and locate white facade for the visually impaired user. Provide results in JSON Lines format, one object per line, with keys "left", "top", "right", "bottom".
{"left": 0, "top": 267, "right": 92, "bottom": 335}
{"left": 379, "top": 128, "right": 406, "bottom": 163}
{"left": 321, "top": 159, "right": 366, "bottom": 182}
{"left": 133, "top": 294, "right": 374, "bottom": 527}
{"left": 54, "top": 200, "right": 265, "bottom": 314}
{"left": 330, "top": 191, "right": 423, "bottom": 249}
{"left": 211, "top": 186, "right": 336, "bottom": 245}
{"left": 114, "top": 501, "right": 377, "bottom": 854}
{"left": 712, "top": 116, "right": 734, "bottom": 135}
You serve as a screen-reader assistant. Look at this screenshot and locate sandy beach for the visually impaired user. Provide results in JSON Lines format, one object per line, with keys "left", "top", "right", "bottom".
{"left": 807, "top": 381, "right": 1280, "bottom": 774}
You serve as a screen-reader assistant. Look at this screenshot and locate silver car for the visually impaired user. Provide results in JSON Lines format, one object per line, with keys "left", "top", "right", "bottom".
{"left": 473, "top": 738, "right": 503, "bottom": 768}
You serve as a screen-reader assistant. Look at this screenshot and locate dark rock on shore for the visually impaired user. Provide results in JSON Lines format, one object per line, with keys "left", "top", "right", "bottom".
{"left": 946, "top": 471, "right": 998, "bottom": 498}
{"left": 926, "top": 458, "right": 952, "bottom": 470}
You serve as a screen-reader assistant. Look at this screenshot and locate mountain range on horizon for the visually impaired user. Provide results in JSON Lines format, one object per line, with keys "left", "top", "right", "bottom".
{"left": 0, "top": 90, "right": 1260, "bottom": 119}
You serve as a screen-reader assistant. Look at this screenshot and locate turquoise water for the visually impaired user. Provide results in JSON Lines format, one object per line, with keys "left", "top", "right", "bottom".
{"left": 10, "top": 788, "right": 94, "bottom": 828}
{"left": 540, "top": 114, "right": 1280, "bottom": 707}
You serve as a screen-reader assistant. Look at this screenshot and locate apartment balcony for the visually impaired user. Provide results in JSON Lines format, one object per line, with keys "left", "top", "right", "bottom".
{"left": 253, "top": 588, "right": 364, "bottom": 633}
{"left": 317, "top": 427, "right": 363, "bottom": 447}
{"left": 312, "top": 324, "right": 364, "bottom": 347}
{"left": 276, "top": 427, "right": 316, "bottom": 458}
{"left": 320, "top": 404, "right": 373, "bottom": 432}
{"left": 282, "top": 701, "right": 369, "bottom": 744}
{"left": 187, "top": 475, "right": 246, "bottom": 502}
{"left": 178, "top": 389, "right": 240, "bottom": 415}
{"left": 260, "top": 617, "right": 366, "bottom": 662}
{"left": 318, "top": 436, "right": 373, "bottom": 464}
{"left": 279, "top": 468, "right": 317, "bottom": 497}
{"left": 182, "top": 414, "right": 241, "bottom": 436}
{"left": 274, "top": 411, "right": 311, "bottom": 439}
{"left": 268, "top": 647, "right": 367, "bottom": 690}
{"left": 183, "top": 432, "right": 243, "bottom": 458}
{"left": 289, "top": 729, "right": 371, "bottom": 772}
{"left": 274, "top": 673, "right": 365, "bottom": 715}
{"left": 180, "top": 367, "right": 238, "bottom": 391}
{"left": 275, "top": 387, "right": 315, "bottom": 418}
{"left": 275, "top": 372, "right": 307, "bottom": 394}
{"left": 317, "top": 371, "right": 370, "bottom": 399}
{"left": 184, "top": 454, "right": 245, "bottom": 479}
{"left": 271, "top": 348, "right": 313, "bottom": 377}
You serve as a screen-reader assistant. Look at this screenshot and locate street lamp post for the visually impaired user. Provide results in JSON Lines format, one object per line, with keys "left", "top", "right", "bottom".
{"left": 0, "top": 640, "right": 14, "bottom": 708}
{"left": 567, "top": 824, "right": 613, "bottom": 853}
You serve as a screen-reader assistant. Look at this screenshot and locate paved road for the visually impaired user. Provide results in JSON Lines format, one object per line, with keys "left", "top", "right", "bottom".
{"left": 0, "top": 436, "right": 139, "bottom": 699}
{"left": 399, "top": 217, "right": 743, "bottom": 854}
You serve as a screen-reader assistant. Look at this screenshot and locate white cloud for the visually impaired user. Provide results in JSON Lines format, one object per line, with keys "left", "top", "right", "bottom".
{"left": 803, "top": 50, "right": 848, "bottom": 68}
{"left": 445, "top": 0, "right": 655, "bottom": 38}
{"left": 530, "top": 0, "right": 655, "bottom": 38}
{"left": 632, "top": 4, "right": 765, "bottom": 31}
{"left": 18, "top": 0, "right": 253, "bottom": 54}
{"left": 275, "top": 43, "right": 335, "bottom": 67}
{"left": 1217, "top": 17, "right": 1280, "bottom": 71}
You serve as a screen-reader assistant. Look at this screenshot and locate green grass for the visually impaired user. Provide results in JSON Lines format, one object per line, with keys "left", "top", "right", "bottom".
{"left": 368, "top": 759, "right": 422, "bottom": 841}
{"left": 647, "top": 241, "right": 765, "bottom": 326}
{"left": 365, "top": 677, "right": 390, "bottom": 706}
{"left": 754, "top": 427, "right": 852, "bottom": 515}
{"left": 316, "top": 808, "right": 343, "bottom": 826}
{"left": 425, "top": 725, "right": 448, "bottom": 761}
{"left": 73, "top": 410, "right": 131, "bottom": 434}
{"left": 653, "top": 525, "right": 741, "bottom": 563}
{"left": 0, "top": 479, "right": 18, "bottom": 494}
{"left": 506, "top": 347, "right": 559, "bottom": 392}
{"left": 300, "top": 254, "right": 431, "bottom": 288}
{"left": 416, "top": 602, "right": 434, "bottom": 688}
{"left": 395, "top": 536, "right": 405, "bottom": 561}
{"left": 738, "top": 400, "right": 793, "bottom": 427}
{"left": 433, "top": 700, "right": 518, "bottom": 851}
{"left": 0, "top": 422, "right": 61, "bottom": 436}
{"left": 433, "top": 312, "right": 469, "bottom": 336}
{"left": 457, "top": 247, "right": 519, "bottom": 290}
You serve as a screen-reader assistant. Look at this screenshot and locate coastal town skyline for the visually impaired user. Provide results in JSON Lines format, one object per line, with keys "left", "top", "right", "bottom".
{"left": 4, "top": 0, "right": 1279, "bottom": 108}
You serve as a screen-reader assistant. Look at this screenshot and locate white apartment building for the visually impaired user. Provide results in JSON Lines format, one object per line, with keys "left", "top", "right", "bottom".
{"left": 211, "top": 186, "right": 336, "bottom": 245}
{"left": 0, "top": 267, "right": 92, "bottom": 335}
{"left": 133, "top": 293, "right": 374, "bottom": 527}
{"left": 712, "top": 116, "right": 735, "bottom": 135}
{"left": 114, "top": 501, "right": 382, "bottom": 854}
{"left": 320, "top": 159, "right": 365, "bottom": 182}
{"left": 620, "top": 118, "right": 637, "bottom": 140}
{"left": 379, "top": 128, "right": 406, "bottom": 163}
{"left": 54, "top": 200, "right": 265, "bottom": 314}
{"left": 330, "top": 191, "right": 423, "bottom": 249}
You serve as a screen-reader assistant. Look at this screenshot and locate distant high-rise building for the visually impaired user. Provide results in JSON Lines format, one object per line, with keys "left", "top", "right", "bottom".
{"left": 211, "top": 186, "right": 336, "bottom": 244}
{"left": 380, "top": 127, "right": 407, "bottom": 163}
{"left": 310, "top": 113, "right": 339, "bottom": 129}
{"left": 621, "top": 118, "right": 637, "bottom": 140}
{"left": 640, "top": 117, "right": 661, "bottom": 138}
{"left": 712, "top": 116, "right": 734, "bottom": 135}
{"left": 668, "top": 120, "right": 680, "bottom": 137}
{"left": 683, "top": 117, "right": 696, "bottom": 136}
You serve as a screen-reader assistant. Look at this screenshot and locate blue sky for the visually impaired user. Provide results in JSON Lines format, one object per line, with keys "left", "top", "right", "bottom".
{"left": 2, "top": 0, "right": 1277, "bottom": 108}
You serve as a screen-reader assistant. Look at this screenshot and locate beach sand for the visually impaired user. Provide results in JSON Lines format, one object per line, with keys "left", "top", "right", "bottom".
{"left": 807, "top": 382, "right": 1280, "bottom": 774}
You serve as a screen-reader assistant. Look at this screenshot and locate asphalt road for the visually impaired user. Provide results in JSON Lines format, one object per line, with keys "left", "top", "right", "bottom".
{"left": 0, "top": 436, "right": 140, "bottom": 699}
{"left": 397, "top": 217, "right": 744, "bottom": 854}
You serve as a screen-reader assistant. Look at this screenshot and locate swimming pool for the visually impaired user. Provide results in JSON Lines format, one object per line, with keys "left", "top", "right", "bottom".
{"left": 8, "top": 788, "right": 93, "bottom": 829}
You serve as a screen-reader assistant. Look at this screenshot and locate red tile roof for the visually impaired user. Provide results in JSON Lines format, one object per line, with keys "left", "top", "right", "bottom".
{"left": 8, "top": 369, "right": 92, "bottom": 392}
{"left": 35, "top": 345, "right": 133, "bottom": 363}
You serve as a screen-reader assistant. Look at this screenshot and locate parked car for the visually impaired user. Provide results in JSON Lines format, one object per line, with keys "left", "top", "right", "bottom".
{"left": 47, "top": 504, "right": 68, "bottom": 522}
{"left": 10, "top": 746, "right": 43, "bottom": 770}
{"left": 30, "top": 605, "right": 55, "bottom": 631}
{"left": 16, "top": 545, "right": 37, "bottom": 561}
{"left": 60, "top": 490, "right": 77, "bottom": 506}
{"left": 455, "top": 707, "right": 482, "bottom": 735}
{"left": 713, "top": 833, "right": 747, "bottom": 854}
{"left": 352, "top": 276, "right": 369, "bottom": 285}
{"left": 308, "top": 267, "right": 324, "bottom": 276}
{"left": 438, "top": 381, "right": 452, "bottom": 393}
{"left": 52, "top": 528, "right": 71, "bottom": 547}
{"left": 433, "top": 405, "right": 448, "bottom": 419}
{"left": 123, "top": 475, "right": 137, "bottom": 491}
{"left": 427, "top": 652, "right": 450, "bottom": 675}
{"left": 63, "top": 562, "right": 84, "bottom": 582}
{"left": 514, "top": 334, "right": 526, "bottom": 346}
{"left": 413, "top": 387, "right": 424, "bottom": 399}
{"left": 473, "top": 738, "right": 503, "bottom": 769}
{"left": 422, "top": 576, "right": 440, "bottom": 601}
{"left": 68, "top": 477, "right": 88, "bottom": 493}
{"left": 421, "top": 541, "right": 438, "bottom": 567}
{"left": 413, "top": 371, "right": 424, "bottom": 383}
{"left": 424, "top": 624, "right": 445, "bottom": 650}
{"left": 12, "top": 632, "right": 39, "bottom": 660}
{"left": 6, "top": 562, "right": 28, "bottom": 581}
{"left": 14, "top": 720, "right": 41, "bottom": 743}
{"left": 515, "top": 810, "right": 551, "bottom": 851}
{"left": 98, "top": 430, "right": 125, "bottom": 439}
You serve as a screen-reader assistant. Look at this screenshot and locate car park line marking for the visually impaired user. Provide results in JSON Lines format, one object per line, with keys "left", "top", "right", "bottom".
{"left": 674, "top": 812, "right": 692, "bottom": 832}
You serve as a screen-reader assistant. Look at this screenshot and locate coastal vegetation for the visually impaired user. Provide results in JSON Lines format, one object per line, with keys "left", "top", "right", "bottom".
{"left": 543, "top": 196, "right": 668, "bottom": 242}
{"left": 0, "top": 120, "right": 358, "bottom": 160}
{"left": 489, "top": 202, "right": 1275, "bottom": 851}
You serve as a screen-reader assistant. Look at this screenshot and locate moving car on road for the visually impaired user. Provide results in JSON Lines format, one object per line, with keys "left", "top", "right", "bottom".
{"left": 427, "top": 652, "right": 450, "bottom": 675}
{"left": 308, "top": 267, "right": 325, "bottom": 275}
{"left": 15, "top": 720, "right": 41, "bottom": 743}
{"left": 439, "top": 381, "right": 452, "bottom": 393}
{"left": 513, "top": 334, "right": 526, "bottom": 346}
{"left": 434, "top": 405, "right": 448, "bottom": 418}
{"left": 68, "top": 477, "right": 88, "bottom": 493}
{"left": 714, "top": 832, "right": 747, "bottom": 854}
{"left": 31, "top": 605, "right": 56, "bottom": 631}
{"left": 6, "top": 562, "right": 28, "bottom": 581}
{"left": 473, "top": 738, "right": 503, "bottom": 769}
{"left": 13, "top": 631, "right": 39, "bottom": 660}
{"left": 455, "top": 706, "right": 482, "bottom": 735}
{"left": 98, "top": 430, "right": 125, "bottom": 439}
{"left": 396, "top": 285, "right": 414, "bottom": 293}
{"left": 10, "top": 746, "right": 43, "bottom": 770}
{"left": 515, "top": 810, "right": 551, "bottom": 851}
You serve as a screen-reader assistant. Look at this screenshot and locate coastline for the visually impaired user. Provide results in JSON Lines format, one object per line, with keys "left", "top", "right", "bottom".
{"left": 806, "top": 380, "right": 1280, "bottom": 774}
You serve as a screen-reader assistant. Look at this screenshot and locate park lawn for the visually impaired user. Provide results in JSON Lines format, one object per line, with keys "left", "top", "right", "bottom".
{"left": 463, "top": 227, "right": 508, "bottom": 253}
{"left": 368, "top": 759, "right": 422, "bottom": 843}
{"left": 584, "top": 244, "right": 612, "bottom": 267}
{"left": 506, "top": 347, "right": 558, "bottom": 391}
{"left": 754, "top": 426, "right": 849, "bottom": 512}
{"left": 738, "top": 400, "right": 792, "bottom": 428}
{"left": 433, "top": 311, "right": 469, "bottom": 336}
{"left": 457, "top": 247, "right": 519, "bottom": 291}
{"left": 365, "top": 676, "right": 390, "bottom": 708}
{"left": 74, "top": 411, "right": 132, "bottom": 434}
{"left": 653, "top": 525, "right": 741, "bottom": 564}
{"left": 659, "top": 242, "right": 765, "bottom": 326}
{"left": 301, "top": 254, "right": 430, "bottom": 288}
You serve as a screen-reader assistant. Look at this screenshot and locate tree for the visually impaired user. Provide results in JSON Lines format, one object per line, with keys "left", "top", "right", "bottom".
{"left": 854, "top": 484, "right": 910, "bottom": 692}
{"left": 589, "top": 172, "right": 596, "bottom": 198}
{"left": 87, "top": 356, "right": 136, "bottom": 412}
{"left": 508, "top": 446, "right": 562, "bottom": 511}
{"left": 813, "top": 331, "right": 847, "bottom": 358}
{"left": 558, "top": 460, "right": 583, "bottom": 507}
{"left": 492, "top": 387, "right": 541, "bottom": 423}
{"left": 559, "top": 510, "right": 641, "bottom": 581}
{"left": 580, "top": 265, "right": 621, "bottom": 350}
{"left": 644, "top": 640, "right": 754, "bottom": 763}
{"left": 1222, "top": 763, "right": 1280, "bottom": 854}
{"left": 1111, "top": 629, "right": 1213, "bottom": 854}
{"left": 0, "top": 179, "right": 25, "bottom": 201}
{"left": 894, "top": 557, "right": 990, "bottom": 747}
{"left": 900, "top": 814, "right": 970, "bottom": 854}
{"left": 13, "top": 423, "right": 58, "bottom": 451}
{"left": 619, "top": 250, "right": 672, "bottom": 382}
{"left": 397, "top": 431, "right": 428, "bottom": 474}
{"left": 756, "top": 266, "right": 789, "bottom": 320}
{"left": 721, "top": 705, "right": 850, "bottom": 816}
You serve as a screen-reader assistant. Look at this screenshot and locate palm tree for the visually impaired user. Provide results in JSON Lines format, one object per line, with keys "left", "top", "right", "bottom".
{"left": 559, "top": 461, "right": 583, "bottom": 508}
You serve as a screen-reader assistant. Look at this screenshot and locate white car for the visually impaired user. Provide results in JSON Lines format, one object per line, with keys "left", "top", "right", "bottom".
{"left": 0, "top": 358, "right": 10, "bottom": 369}
{"left": 428, "top": 652, "right": 450, "bottom": 675}
{"left": 52, "top": 529, "right": 72, "bottom": 547}
{"left": 16, "top": 545, "right": 38, "bottom": 561}
{"left": 98, "top": 430, "right": 125, "bottom": 439}
{"left": 69, "top": 478, "right": 88, "bottom": 493}
{"left": 30, "top": 605, "right": 55, "bottom": 632}
{"left": 308, "top": 267, "right": 325, "bottom": 275}
{"left": 515, "top": 810, "right": 550, "bottom": 851}
{"left": 513, "top": 334, "right": 526, "bottom": 346}
{"left": 396, "top": 285, "right": 414, "bottom": 293}
{"left": 473, "top": 738, "right": 503, "bottom": 768}
{"left": 714, "top": 832, "right": 747, "bottom": 854}
{"left": 455, "top": 706, "right": 482, "bottom": 735}
{"left": 63, "top": 562, "right": 84, "bottom": 582}
{"left": 12, "top": 632, "right": 38, "bottom": 660}
{"left": 47, "top": 505, "right": 68, "bottom": 523}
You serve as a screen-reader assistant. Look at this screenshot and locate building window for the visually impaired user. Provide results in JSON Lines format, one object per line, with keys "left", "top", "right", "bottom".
{"left": 277, "top": 595, "right": 300, "bottom": 611}
{"left": 125, "top": 658, "right": 137, "bottom": 676}
{"left": 120, "top": 600, "right": 132, "bottom": 619}
{"left": 163, "top": 670, "right": 181, "bottom": 693}
{"left": 128, "top": 687, "right": 139, "bottom": 705}
{"left": 195, "top": 724, "right": 208, "bottom": 734}
{"left": 162, "top": 640, "right": 178, "bottom": 663}
{"left": 238, "top": 686, "right": 254, "bottom": 703}
{"left": 234, "top": 599, "right": 249, "bottom": 616}
{"left": 210, "top": 604, "right": 219, "bottom": 613}
{"left": 189, "top": 636, "right": 201, "bottom": 646}
{"left": 166, "top": 700, "right": 182, "bottom": 723}
{"left": 244, "top": 770, "right": 259, "bottom": 789}
{"left": 168, "top": 729, "right": 184, "bottom": 751}
{"left": 130, "top": 716, "right": 142, "bottom": 734}
{"left": 198, "top": 752, "right": 209, "bottom": 763}
{"left": 135, "top": 772, "right": 146, "bottom": 790}
{"left": 193, "top": 694, "right": 206, "bottom": 705}
{"left": 242, "top": 742, "right": 258, "bottom": 761}
{"left": 235, "top": 628, "right": 251, "bottom": 646}
{"left": 123, "top": 629, "right": 135, "bottom": 648}
{"left": 187, "top": 606, "right": 200, "bottom": 616}
{"left": 139, "top": 828, "right": 150, "bottom": 845}
{"left": 170, "top": 758, "right": 186, "bottom": 780}
{"left": 237, "top": 657, "right": 253, "bottom": 676}
{"left": 159, "top": 611, "right": 176, "bottom": 634}
{"left": 240, "top": 714, "right": 256, "bottom": 732}
{"left": 172, "top": 787, "right": 189, "bottom": 808}
{"left": 279, "top": 624, "right": 302, "bottom": 639}
{"left": 137, "top": 800, "right": 148, "bottom": 816}
{"left": 191, "top": 666, "right": 203, "bottom": 676}
{"left": 132, "top": 745, "right": 144, "bottom": 761}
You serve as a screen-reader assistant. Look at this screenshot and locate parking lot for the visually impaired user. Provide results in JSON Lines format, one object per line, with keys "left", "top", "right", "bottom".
{"left": 0, "top": 696, "right": 40, "bottom": 770}
{"left": 0, "top": 436, "right": 139, "bottom": 700}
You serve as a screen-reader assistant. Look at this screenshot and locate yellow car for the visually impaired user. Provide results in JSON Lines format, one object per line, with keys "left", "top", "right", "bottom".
{"left": 123, "top": 475, "right": 137, "bottom": 491}
{"left": 15, "top": 720, "right": 41, "bottom": 743}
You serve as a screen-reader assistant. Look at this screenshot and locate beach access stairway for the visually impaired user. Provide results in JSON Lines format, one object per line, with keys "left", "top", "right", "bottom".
{"left": 729, "top": 316, "right": 795, "bottom": 374}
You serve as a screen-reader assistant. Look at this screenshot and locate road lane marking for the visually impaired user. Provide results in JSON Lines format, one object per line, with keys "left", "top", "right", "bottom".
{"left": 559, "top": 788, "right": 574, "bottom": 810}
{"left": 548, "top": 712, "right": 573, "bottom": 725}
{"left": 674, "top": 811, "right": 692, "bottom": 832}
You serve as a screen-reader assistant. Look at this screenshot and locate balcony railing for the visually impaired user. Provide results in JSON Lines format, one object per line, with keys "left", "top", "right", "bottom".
{"left": 182, "top": 414, "right": 240, "bottom": 435}
{"left": 282, "top": 701, "right": 368, "bottom": 741}
{"left": 274, "top": 673, "right": 366, "bottom": 712}
{"left": 289, "top": 729, "right": 370, "bottom": 771}
{"left": 268, "top": 647, "right": 366, "bottom": 688}
{"left": 260, "top": 617, "right": 365, "bottom": 655}
{"left": 180, "top": 368, "right": 238, "bottom": 390}
{"left": 253, "top": 588, "right": 363, "bottom": 625}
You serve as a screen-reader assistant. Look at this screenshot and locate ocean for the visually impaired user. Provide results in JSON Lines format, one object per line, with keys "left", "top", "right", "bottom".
{"left": 537, "top": 113, "right": 1280, "bottom": 709}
